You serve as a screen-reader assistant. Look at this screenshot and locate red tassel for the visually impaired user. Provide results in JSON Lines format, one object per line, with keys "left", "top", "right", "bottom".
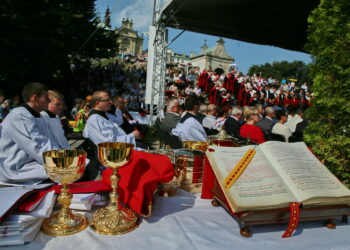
{"left": 282, "top": 202, "right": 300, "bottom": 238}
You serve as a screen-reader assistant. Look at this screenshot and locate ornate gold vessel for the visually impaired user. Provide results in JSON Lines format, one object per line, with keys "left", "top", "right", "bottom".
{"left": 177, "top": 141, "right": 208, "bottom": 193}
{"left": 42, "top": 149, "right": 88, "bottom": 236}
{"left": 146, "top": 149, "right": 184, "bottom": 197}
{"left": 207, "top": 130, "right": 238, "bottom": 146}
{"left": 90, "top": 142, "right": 138, "bottom": 235}
{"left": 183, "top": 141, "right": 208, "bottom": 152}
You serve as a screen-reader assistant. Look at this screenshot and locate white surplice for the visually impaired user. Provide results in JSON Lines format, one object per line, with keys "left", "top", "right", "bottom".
{"left": 106, "top": 108, "right": 123, "bottom": 126}
{"left": 83, "top": 113, "right": 135, "bottom": 146}
{"left": 0, "top": 107, "right": 59, "bottom": 185}
{"left": 172, "top": 116, "right": 207, "bottom": 142}
{"left": 41, "top": 111, "right": 70, "bottom": 149}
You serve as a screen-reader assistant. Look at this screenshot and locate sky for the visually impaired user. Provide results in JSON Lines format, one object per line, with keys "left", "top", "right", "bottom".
{"left": 95, "top": 0, "right": 312, "bottom": 74}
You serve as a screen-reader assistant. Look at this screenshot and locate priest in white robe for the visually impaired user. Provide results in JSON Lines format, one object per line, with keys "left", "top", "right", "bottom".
{"left": 83, "top": 91, "right": 141, "bottom": 146}
{"left": 172, "top": 95, "right": 207, "bottom": 142}
{"left": 40, "top": 90, "right": 69, "bottom": 149}
{"left": 0, "top": 82, "right": 59, "bottom": 185}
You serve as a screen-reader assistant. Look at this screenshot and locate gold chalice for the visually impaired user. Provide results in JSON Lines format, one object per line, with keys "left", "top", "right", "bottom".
{"left": 42, "top": 149, "right": 88, "bottom": 236}
{"left": 183, "top": 141, "right": 209, "bottom": 152}
{"left": 90, "top": 142, "right": 138, "bottom": 235}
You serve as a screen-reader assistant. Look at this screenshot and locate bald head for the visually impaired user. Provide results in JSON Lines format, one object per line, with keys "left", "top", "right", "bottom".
{"left": 91, "top": 90, "right": 111, "bottom": 111}
{"left": 264, "top": 106, "right": 276, "bottom": 119}
{"left": 167, "top": 97, "right": 180, "bottom": 113}
{"left": 206, "top": 104, "right": 217, "bottom": 116}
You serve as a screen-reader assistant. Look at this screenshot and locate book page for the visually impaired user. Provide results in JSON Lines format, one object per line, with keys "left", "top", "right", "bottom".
{"left": 207, "top": 146, "right": 297, "bottom": 211}
{"left": 260, "top": 141, "right": 350, "bottom": 204}
{"left": 0, "top": 184, "right": 53, "bottom": 219}
{"left": 0, "top": 188, "right": 34, "bottom": 219}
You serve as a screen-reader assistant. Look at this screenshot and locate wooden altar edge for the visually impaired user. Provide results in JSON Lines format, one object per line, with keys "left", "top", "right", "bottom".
{"left": 212, "top": 189, "right": 350, "bottom": 237}
{"left": 236, "top": 205, "right": 350, "bottom": 225}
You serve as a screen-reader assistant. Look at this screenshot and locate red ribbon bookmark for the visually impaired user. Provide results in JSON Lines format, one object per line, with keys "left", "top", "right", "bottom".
{"left": 282, "top": 202, "right": 300, "bottom": 238}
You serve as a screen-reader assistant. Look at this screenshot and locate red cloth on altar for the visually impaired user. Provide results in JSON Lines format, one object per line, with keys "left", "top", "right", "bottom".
{"left": 17, "top": 181, "right": 111, "bottom": 212}
{"left": 240, "top": 123, "right": 266, "bottom": 144}
{"left": 102, "top": 150, "right": 174, "bottom": 215}
{"left": 18, "top": 151, "right": 174, "bottom": 216}
{"left": 201, "top": 155, "right": 215, "bottom": 199}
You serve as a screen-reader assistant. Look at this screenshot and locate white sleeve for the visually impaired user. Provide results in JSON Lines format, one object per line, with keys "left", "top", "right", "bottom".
{"left": 6, "top": 113, "right": 59, "bottom": 164}
{"left": 115, "top": 108, "right": 124, "bottom": 126}
{"left": 172, "top": 119, "right": 207, "bottom": 142}
{"left": 83, "top": 117, "right": 135, "bottom": 146}
{"left": 186, "top": 119, "right": 207, "bottom": 141}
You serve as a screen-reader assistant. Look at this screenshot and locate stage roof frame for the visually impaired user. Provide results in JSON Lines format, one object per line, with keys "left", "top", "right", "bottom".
{"left": 159, "top": 0, "right": 320, "bottom": 52}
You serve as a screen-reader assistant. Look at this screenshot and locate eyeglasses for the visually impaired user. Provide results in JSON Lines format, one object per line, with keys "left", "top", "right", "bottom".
{"left": 99, "top": 98, "right": 111, "bottom": 102}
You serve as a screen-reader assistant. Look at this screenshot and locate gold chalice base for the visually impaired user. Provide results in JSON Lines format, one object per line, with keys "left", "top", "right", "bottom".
{"left": 90, "top": 205, "right": 138, "bottom": 235}
{"left": 42, "top": 211, "right": 88, "bottom": 236}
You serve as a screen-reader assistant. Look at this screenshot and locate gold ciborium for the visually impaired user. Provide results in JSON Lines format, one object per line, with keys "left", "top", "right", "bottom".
{"left": 42, "top": 149, "right": 88, "bottom": 236}
{"left": 90, "top": 142, "right": 138, "bottom": 235}
{"left": 207, "top": 130, "right": 238, "bottom": 147}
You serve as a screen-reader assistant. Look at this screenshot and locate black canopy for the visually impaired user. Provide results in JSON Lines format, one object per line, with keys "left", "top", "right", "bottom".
{"left": 160, "top": 0, "right": 320, "bottom": 52}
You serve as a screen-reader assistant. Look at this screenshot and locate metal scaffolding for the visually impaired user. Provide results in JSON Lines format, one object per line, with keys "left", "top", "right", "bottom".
{"left": 148, "top": 0, "right": 168, "bottom": 124}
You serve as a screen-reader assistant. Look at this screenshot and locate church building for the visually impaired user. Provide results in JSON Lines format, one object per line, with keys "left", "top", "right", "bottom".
{"left": 189, "top": 38, "right": 234, "bottom": 74}
{"left": 115, "top": 18, "right": 144, "bottom": 56}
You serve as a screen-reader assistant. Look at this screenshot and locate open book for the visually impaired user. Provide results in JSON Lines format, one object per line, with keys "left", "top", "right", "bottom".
{"left": 206, "top": 141, "right": 350, "bottom": 212}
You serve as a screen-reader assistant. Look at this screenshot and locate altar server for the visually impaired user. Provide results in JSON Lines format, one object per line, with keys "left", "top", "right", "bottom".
{"left": 83, "top": 91, "right": 141, "bottom": 146}
{"left": 172, "top": 95, "right": 207, "bottom": 142}
{"left": 0, "top": 82, "right": 59, "bottom": 185}
{"left": 41, "top": 90, "right": 69, "bottom": 149}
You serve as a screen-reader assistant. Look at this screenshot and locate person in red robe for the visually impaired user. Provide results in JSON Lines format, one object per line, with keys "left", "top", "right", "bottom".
{"left": 240, "top": 107, "right": 266, "bottom": 144}
{"left": 223, "top": 74, "right": 229, "bottom": 90}
{"left": 237, "top": 82, "right": 246, "bottom": 106}
{"left": 208, "top": 82, "right": 220, "bottom": 104}
{"left": 221, "top": 91, "right": 234, "bottom": 107}
{"left": 198, "top": 71, "right": 207, "bottom": 90}
{"left": 228, "top": 73, "right": 236, "bottom": 93}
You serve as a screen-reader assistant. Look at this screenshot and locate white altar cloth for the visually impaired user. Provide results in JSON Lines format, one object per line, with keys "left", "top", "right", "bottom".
{"left": 5, "top": 191, "right": 350, "bottom": 250}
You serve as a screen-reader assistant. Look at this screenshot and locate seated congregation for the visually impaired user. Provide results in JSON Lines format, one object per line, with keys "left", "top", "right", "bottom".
{"left": 0, "top": 80, "right": 308, "bottom": 185}
{"left": 0, "top": 83, "right": 148, "bottom": 185}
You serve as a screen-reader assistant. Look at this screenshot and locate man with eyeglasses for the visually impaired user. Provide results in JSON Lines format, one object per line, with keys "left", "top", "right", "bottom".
{"left": 159, "top": 97, "right": 180, "bottom": 134}
{"left": 83, "top": 91, "right": 141, "bottom": 146}
{"left": 156, "top": 97, "right": 182, "bottom": 148}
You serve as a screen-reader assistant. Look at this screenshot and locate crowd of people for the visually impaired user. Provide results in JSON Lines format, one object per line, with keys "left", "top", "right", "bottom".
{"left": 0, "top": 64, "right": 312, "bottom": 185}
{"left": 158, "top": 68, "right": 312, "bottom": 147}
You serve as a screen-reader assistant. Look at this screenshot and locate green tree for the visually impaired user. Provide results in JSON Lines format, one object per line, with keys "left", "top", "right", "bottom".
{"left": 248, "top": 60, "right": 312, "bottom": 85}
{"left": 0, "top": 0, "right": 117, "bottom": 95}
{"left": 305, "top": 0, "right": 350, "bottom": 186}
{"left": 104, "top": 6, "right": 112, "bottom": 29}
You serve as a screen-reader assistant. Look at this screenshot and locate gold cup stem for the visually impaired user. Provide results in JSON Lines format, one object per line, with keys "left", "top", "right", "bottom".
{"left": 57, "top": 184, "right": 74, "bottom": 222}
{"left": 109, "top": 169, "right": 119, "bottom": 209}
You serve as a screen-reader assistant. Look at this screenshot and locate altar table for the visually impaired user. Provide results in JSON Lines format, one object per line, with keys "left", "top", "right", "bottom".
{"left": 6, "top": 191, "right": 350, "bottom": 250}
